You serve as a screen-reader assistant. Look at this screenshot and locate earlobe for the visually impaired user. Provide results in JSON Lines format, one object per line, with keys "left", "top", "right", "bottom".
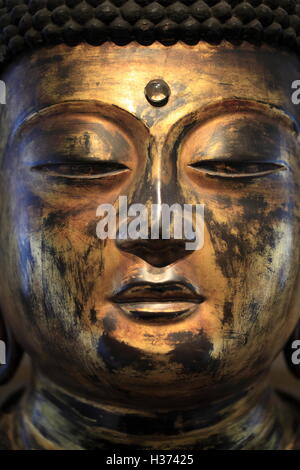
{"left": 284, "top": 320, "right": 300, "bottom": 379}
{"left": 0, "top": 313, "right": 23, "bottom": 386}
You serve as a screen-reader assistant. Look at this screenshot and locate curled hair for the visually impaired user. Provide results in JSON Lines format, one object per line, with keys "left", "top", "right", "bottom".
{"left": 0, "top": 0, "right": 300, "bottom": 65}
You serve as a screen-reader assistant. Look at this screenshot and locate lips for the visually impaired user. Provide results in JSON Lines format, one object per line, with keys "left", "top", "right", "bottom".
{"left": 110, "top": 281, "right": 205, "bottom": 324}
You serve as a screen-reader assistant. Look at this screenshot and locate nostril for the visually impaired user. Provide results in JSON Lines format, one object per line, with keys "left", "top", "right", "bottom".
{"left": 116, "top": 239, "right": 192, "bottom": 267}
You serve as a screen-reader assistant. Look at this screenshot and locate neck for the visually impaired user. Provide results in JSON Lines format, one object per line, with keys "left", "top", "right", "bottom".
{"left": 9, "top": 372, "right": 297, "bottom": 450}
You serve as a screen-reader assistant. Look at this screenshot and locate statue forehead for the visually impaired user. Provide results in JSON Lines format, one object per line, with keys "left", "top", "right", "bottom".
{"left": 3, "top": 41, "right": 300, "bottom": 132}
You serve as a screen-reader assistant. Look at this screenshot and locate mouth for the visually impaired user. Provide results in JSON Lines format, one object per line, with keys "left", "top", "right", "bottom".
{"left": 110, "top": 281, "right": 205, "bottom": 324}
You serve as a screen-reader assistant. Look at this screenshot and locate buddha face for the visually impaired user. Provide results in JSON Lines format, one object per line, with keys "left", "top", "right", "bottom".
{"left": 0, "top": 42, "right": 300, "bottom": 409}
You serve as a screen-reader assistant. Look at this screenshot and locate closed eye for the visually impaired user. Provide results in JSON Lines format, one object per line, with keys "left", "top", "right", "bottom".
{"left": 30, "top": 161, "right": 130, "bottom": 179}
{"left": 189, "top": 160, "right": 287, "bottom": 178}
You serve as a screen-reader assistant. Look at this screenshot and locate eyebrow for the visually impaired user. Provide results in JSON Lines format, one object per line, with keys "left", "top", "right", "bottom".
{"left": 9, "top": 100, "right": 146, "bottom": 142}
{"left": 10, "top": 97, "right": 299, "bottom": 144}
{"left": 173, "top": 98, "right": 299, "bottom": 138}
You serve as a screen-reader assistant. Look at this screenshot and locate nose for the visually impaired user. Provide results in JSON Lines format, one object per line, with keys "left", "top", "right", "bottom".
{"left": 115, "top": 153, "right": 196, "bottom": 268}
{"left": 116, "top": 237, "right": 190, "bottom": 268}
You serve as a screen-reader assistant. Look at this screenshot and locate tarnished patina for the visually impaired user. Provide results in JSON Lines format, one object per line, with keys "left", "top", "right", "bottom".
{"left": 0, "top": 41, "right": 300, "bottom": 449}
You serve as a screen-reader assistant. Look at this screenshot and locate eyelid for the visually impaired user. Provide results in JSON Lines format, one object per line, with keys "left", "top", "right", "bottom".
{"left": 188, "top": 160, "right": 287, "bottom": 179}
{"left": 30, "top": 161, "right": 130, "bottom": 179}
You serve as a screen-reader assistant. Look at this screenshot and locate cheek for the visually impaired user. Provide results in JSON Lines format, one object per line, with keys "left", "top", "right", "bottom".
{"left": 204, "top": 198, "right": 300, "bottom": 358}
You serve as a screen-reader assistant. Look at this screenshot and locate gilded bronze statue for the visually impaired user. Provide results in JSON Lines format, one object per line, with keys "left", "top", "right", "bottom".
{"left": 1, "top": 0, "right": 300, "bottom": 450}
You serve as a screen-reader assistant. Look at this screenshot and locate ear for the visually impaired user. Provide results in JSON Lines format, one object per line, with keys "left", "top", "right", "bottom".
{"left": 284, "top": 320, "right": 300, "bottom": 379}
{"left": 0, "top": 312, "right": 23, "bottom": 385}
